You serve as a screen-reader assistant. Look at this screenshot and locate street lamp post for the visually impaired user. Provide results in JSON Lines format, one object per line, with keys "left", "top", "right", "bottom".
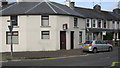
{"left": 7, "top": 20, "right": 14, "bottom": 57}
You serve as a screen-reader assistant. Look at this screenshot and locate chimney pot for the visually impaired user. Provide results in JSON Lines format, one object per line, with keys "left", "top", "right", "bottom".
{"left": 65, "top": 0, "right": 75, "bottom": 8}
{"left": 113, "top": 8, "right": 120, "bottom": 14}
{"left": 93, "top": 4, "right": 101, "bottom": 11}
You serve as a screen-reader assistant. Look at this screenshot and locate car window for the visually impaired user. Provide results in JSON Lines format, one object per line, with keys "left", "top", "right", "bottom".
{"left": 84, "top": 41, "right": 93, "bottom": 44}
{"left": 95, "top": 41, "right": 104, "bottom": 44}
{"left": 95, "top": 41, "right": 99, "bottom": 44}
{"left": 100, "top": 41, "right": 105, "bottom": 44}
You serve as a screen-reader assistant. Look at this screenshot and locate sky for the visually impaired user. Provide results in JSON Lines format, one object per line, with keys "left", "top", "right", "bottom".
{"left": 8, "top": 0, "right": 120, "bottom": 11}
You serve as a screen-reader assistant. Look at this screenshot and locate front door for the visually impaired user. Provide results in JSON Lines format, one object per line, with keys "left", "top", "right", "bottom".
{"left": 60, "top": 31, "right": 66, "bottom": 50}
{"left": 71, "top": 31, "right": 74, "bottom": 49}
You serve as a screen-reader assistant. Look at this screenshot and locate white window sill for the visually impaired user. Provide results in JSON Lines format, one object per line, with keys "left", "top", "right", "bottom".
{"left": 40, "top": 26, "right": 51, "bottom": 28}
{"left": 74, "top": 26, "right": 79, "bottom": 28}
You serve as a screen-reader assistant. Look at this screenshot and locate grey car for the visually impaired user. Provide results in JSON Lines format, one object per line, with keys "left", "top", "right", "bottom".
{"left": 82, "top": 40, "right": 113, "bottom": 53}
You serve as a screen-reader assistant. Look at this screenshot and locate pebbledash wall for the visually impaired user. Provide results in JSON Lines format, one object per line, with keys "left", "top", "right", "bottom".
{"left": 0, "top": 15, "right": 86, "bottom": 52}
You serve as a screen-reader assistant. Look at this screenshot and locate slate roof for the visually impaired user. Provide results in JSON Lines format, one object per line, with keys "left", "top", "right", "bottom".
{"left": 74, "top": 7, "right": 120, "bottom": 20}
{"left": 0, "top": 2, "right": 84, "bottom": 17}
{"left": 0, "top": 1, "right": 120, "bottom": 21}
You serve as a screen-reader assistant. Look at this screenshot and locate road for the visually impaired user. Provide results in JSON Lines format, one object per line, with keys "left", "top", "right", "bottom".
{"left": 1, "top": 47, "right": 120, "bottom": 68}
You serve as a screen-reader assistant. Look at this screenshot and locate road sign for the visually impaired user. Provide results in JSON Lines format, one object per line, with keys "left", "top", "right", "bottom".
{"left": 8, "top": 26, "right": 13, "bottom": 32}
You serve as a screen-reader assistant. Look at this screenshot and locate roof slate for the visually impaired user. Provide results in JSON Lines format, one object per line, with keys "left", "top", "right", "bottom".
{"left": 74, "top": 7, "right": 120, "bottom": 20}
{"left": 0, "top": 1, "right": 120, "bottom": 21}
{"left": 0, "top": 2, "right": 84, "bottom": 17}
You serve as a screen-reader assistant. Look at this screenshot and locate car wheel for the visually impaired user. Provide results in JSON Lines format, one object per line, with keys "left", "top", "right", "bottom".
{"left": 93, "top": 48, "right": 97, "bottom": 53}
{"left": 108, "top": 47, "right": 112, "bottom": 52}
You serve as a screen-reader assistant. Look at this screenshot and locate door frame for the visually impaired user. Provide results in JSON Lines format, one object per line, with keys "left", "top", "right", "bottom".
{"left": 70, "top": 31, "right": 74, "bottom": 49}
{"left": 60, "top": 31, "right": 66, "bottom": 50}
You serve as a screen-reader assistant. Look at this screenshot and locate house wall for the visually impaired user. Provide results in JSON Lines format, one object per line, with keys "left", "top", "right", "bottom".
{"left": 1, "top": 15, "right": 86, "bottom": 52}
{"left": 1, "top": 16, "right": 27, "bottom": 52}
{"left": 0, "top": 16, "right": 1, "bottom": 52}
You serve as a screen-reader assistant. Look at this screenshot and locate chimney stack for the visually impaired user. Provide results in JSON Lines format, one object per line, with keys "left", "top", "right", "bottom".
{"left": 65, "top": 0, "right": 75, "bottom": 8}
{"left": 113, "top": 8, "right": 120, "bottom": 14}
{"left": 93, "top": 4, "right": 101, "bottom": 11}
{"left": 0, "top": 0, "right": 8, "bottom": 7}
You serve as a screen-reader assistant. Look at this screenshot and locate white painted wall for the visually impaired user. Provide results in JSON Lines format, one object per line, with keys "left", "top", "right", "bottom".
{"left": 0, "top": 17, "right": 2, "bottom": 52}
{"left": 1, "top": 16, "right": 27, "bottom": 52}
{"left": 0, "top": 16, "right": 1, "bottom": 66}
{"left": 1, "top": 15, "right": 86, "bottom": 52}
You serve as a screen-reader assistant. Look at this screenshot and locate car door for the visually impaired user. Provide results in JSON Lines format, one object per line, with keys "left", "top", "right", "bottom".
{"left": 98, "top": 41, "right": 105, "bottom": 51}
{"left": 100, "top": 41, "right": 108, "bottom": 51}
{"left": 104, "top": 43, "right": 110, "bottom": 51}
{"left": 95, "top": 41, "right": 101, "bottom": 51}
{"left": 100, "top": 41, "right": 106, "bottom": 51}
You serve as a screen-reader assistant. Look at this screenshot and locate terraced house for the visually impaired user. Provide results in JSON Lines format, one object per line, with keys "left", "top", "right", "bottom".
{"left": 0, "top": 0, "right": 120, "bottom": 52}
{"left": 74, "top": 4, "right": 120, "bottom": 44}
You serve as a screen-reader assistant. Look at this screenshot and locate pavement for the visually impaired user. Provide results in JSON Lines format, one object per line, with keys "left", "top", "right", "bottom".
{"left": 2, "top": 47, "right": 119, "bottom": 67}
{"left": 2, "top": 46, "right": 120, "bottom": 61}
{"left": 2, "top": 48, "right": 86, "bottom": 61}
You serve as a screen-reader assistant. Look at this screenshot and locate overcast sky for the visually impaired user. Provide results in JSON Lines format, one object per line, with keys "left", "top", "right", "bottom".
{"left": 8, "top": 0, "right": 120, "bottom": 11}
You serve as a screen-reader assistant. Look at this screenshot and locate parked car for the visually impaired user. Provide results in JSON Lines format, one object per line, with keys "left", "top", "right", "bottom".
{"left": 82, "top": 40, "right": 113, "bottom": 53}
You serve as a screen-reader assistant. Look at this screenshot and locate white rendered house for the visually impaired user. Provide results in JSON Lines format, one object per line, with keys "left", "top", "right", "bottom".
{"left": 0, "top": 1, "right": 86, "bottom": 52}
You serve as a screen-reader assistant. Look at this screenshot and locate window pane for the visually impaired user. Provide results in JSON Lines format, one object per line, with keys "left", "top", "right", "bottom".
{"left": 87, "top": 19, "right": 89, "bottom": 22}
{"left": 104, "top": 21, "right": 106, "bottom": 28}
{"left": 6, "top": 31, "right": 19, "bottom": 44}
{"left": 42, "top": 31, "right": 50, "bottom": 39}
{"left": 42, "top": 35, "right": 49, "bottom": 39}
{"left": 74, "top": 18, "right": 78, "bottom": 27}
{"left": 98, "top": 20, "right": 101, "bottom": 28}
{"left": 42, "top": 31, "right": 49, "bottom": 35}
{"left": 7, "top": 36, "right": 11, "bottom": 44}
{"left": 41, "top": 16, "right": 49, "bottom": 26}
{"left": 11, "top": 16, "right": 18, "bottom": 26}
{"left": 87, "top": 23, "right": 89, "bottom": 27}
{"left": 113, "top": 21, "right": 115, "bottom": 29}
{"left": 12, "top": 36, "right": 18, "bottom": 44}
{"left": 42, "top": 20, "right": 49, "bottom": 26}
{"left": 92, "top": 20, "right": 96, "bottom": 27}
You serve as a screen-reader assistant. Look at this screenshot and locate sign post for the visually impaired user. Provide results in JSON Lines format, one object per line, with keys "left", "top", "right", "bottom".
{"left": 7, "top": 20, "right": 14, "bottom": 57}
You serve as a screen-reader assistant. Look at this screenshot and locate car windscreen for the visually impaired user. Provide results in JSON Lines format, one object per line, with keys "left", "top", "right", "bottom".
{"left": 84, "top": 41, "right": 93, "bottom": 44}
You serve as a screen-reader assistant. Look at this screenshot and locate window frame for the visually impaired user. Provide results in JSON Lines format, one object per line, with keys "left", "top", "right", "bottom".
{"left": 6, "top": 31, "right": 19, "bottom": 44}
{"left": 98, "top": 19, "right": 101, "bottom": 28}
{"left": 86, "top": 19, "right": 90, "bottom": 28}
{"left": 112, "top": 21, "right": 115, "bottom": 29}
{"left": 41, "top": 31, "right": 50, "bottom": 39}
{"left": 92, "top": 19, "right": 96, "bottom": 28}
{"left": 41, "top": 15, "right": 49, "bottom": 27}
{"left": 74, "top": 17, "right": 78, "bottom": 27}
{"left": 10, "top": 16, "right": 18, "bottom": 26}
{"left": 103, "top": 20, "right": 107, "bottom": 28}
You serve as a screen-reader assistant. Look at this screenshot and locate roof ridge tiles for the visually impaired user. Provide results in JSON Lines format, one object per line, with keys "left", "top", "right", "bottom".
{"left": 46, "top": 2, "right": 57, "bottom": 14}
{"left": 24, "top": 1, "right": 43, "bottom": 13}
{"left": 49, "top": 2, "right": 70, "bottom": 14}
